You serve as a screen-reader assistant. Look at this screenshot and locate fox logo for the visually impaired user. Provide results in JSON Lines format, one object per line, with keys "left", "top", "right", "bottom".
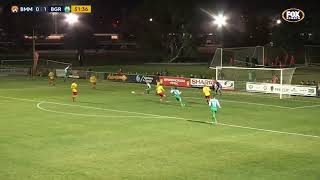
{"left": 282, "top": 8, "right": 305, "bottom": 22}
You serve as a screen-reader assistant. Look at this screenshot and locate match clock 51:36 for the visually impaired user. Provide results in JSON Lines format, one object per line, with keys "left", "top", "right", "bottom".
{"left": 71, "top": 5, "right": 91, "bottom": 13}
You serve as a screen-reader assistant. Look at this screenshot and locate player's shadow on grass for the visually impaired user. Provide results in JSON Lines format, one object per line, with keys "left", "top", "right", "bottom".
{"left": 186, "top": 119, "right": 213, "bottom": 125}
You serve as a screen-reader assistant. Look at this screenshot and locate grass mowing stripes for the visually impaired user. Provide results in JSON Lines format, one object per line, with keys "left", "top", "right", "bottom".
{"left": 0, "top": 77, "right": 320, "bottom": 180}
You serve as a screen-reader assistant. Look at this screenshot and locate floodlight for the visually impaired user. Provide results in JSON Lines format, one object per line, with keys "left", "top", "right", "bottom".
{"left": 65, "top": 13, "right": 79, "bottom": 25}
{"left": 213, "top": 14, "right": 227, "bottom": 28}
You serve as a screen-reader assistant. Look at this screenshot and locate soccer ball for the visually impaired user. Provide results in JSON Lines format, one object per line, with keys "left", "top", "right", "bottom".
{"left": 131, "top": 91, "right": 135, "bottom": 94}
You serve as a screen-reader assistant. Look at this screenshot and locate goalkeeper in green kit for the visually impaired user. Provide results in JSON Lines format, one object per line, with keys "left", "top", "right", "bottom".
{"left": 64, "top": 65, "right": 71, "bottom": 82}
{"left": 208, "top": 95, "right": 221, "bottom": 124}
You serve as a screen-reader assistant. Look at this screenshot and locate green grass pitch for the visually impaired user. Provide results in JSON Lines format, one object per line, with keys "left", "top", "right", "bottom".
{"left": 0, "top": 77, "right": 320, "bottom": 180}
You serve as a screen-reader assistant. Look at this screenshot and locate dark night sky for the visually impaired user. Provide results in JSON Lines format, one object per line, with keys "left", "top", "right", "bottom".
{"left": 0, "top": 0, "right": 317, "bottom": 17}
{"left": 0, "top": 0, "right": 318, "bottom": 34}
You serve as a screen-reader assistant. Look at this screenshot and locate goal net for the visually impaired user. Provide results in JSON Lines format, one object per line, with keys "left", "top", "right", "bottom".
{"left": 304, "top": 45, "right": 320, "bottom": 65}
{"left": 212, "top": 66, "right": 296, "bottom": 99}
{"left": 211, "top": 46, "right": 264, "bottom": 67}
{"left": 1, "top": 59, "right": 33, "bottom": 67}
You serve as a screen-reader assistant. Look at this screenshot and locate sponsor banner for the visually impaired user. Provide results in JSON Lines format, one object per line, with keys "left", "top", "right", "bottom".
{"left": 219, "top": 80, "right": 235, "bottom": 90}
{"left": 190, "top": 78, "right": 215, "bottom": 87}
{"left": 289, "top": 86, "right": 317, "bottom": 96}
{"left": 190, "top": 78, "right": 235, "bottom": 90}
{"left": 246, "top": 83, "right": 269, "bottom": 92}
{"left": 69, "top": 75, "right": 80, "bottom": 79}
{"left": 68, "top": 70, "right": 80, "bottom": 79}
{"left": 0, "top": 68, "right": 30, "bottom": 76}
{"left": 246, "top": 82, "right": 317, "bottom": 97}
{"left": 55, "top": 69, "right": 64, "bottom": 77}
{"left": 71, "top": 70, "right": 86, "bottom": 79}
{"left": 159, "top": 76, "right": 190, "bottom": 87}
{"left": 106, "top": 73, "right": 128, "bottom": 81}
{"left": 127, "top": 75, "right": 157, "bottom": 84}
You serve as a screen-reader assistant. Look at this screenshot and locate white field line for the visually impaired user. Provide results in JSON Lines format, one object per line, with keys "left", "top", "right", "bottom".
{"left": 37, "top": 102, "right": 164, "bottom": 119}
{"left": 291, "top": 104, "right": 320, "bottom": 109}
{"left": 216, "top": 123, "right": 320, "bottom": 139}
{"left": 1, "top": 95, "right": 320, "bottom": 139}
{"left": 229, "top": 93, "right": 319, "bottom": 104}
{"left": 2, "top": 81, "right": 320, "bottom": 104}
{"left": 0, "top": 96, "right": 162, "bottom": 118}
{"left": 0, "top": 86, "right": 54, "bottom": 91}
{"left": 1, "top": 91, "right": 319, "bottom": 111}
{"left": 39, "top": 101, "right": 320, "bottom": 139}
{"left": 178, "top": 86, "right": 320, "bottom": 104}
{"left": 184, "top": 96, "right": 295, "bottom": 109}
{"left": 0, "top": 96, "right": 40, "bottom": 103}
{"left": 281, "top": 98, "right": 320, "bottom": 104}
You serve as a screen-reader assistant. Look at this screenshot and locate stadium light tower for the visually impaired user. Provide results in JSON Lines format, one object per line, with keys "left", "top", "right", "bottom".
{"left": 212, "top": 14, "right": 227, "bottom": 28}
{"left": 51, "top": 12, "right": 58, "bottom": 34}
{"left": 211, "top": 13, "right": 227, "bottom": 47}
{"left": 65, "top": 13, "right": 79, "bottom": 25}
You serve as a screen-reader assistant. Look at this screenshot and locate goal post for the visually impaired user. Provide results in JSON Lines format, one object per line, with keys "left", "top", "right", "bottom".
{"left": 211, "top": 66, "right": 296, "bottom": 99}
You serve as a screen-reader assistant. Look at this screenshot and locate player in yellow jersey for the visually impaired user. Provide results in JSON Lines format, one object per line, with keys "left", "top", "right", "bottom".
{"left": 156, "top": 80, "right": 161, "bottom": 87}
{"left": 155, "top": 79, "right": 161, "bottom": 95}
{"left": 202, "top": 84, "right": 211, "bottom": 104}
{"left": 71, "top": 80, "right": 78, "bottom": 102}
{"left": 48, "top": 70, "right": 55, "bottom": 86}
{"left": 156, "top": 84, "right": 166, "bottom": 102}
{"left": 89, "top": 74, "right": 97, "bottom": 89}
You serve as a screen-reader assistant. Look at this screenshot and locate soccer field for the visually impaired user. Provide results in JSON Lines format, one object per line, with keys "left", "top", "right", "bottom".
{"left": 1, "top": 77, "right": 320, "bottom": 180}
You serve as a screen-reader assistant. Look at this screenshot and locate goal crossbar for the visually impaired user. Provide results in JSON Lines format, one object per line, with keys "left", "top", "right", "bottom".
{"left": 222, "top": 46, "right": 264, "bottom": 50}
{"left": 209, "top": 66, "right": 295, "bottom": 71}
{"left": 46, "top": 59, "right": 72, "bottom": 66}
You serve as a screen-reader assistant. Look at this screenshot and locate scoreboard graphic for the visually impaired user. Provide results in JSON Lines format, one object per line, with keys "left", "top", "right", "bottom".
{"left": 11, "top": 5, "right": 91, "bottom": 13}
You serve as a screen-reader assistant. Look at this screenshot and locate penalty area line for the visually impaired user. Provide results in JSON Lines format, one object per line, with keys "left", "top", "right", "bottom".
{"left": 36, "top": 102, "right": 165, "bottom": 119}
{"left": 1, "top": 95, "right": 320, "bottom": 139}
{"left": 150, "top": 115, "right": 320, "bottom": 139}
{"left": 0, "top": 95, "right": 163, "bottom": 118}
